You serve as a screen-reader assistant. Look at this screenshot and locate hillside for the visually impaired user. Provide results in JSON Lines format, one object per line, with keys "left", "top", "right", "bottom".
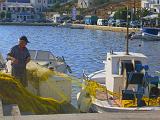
{"left": 83, "top": 0, "right": 141, "bottom": 18}
{"left": 51, "top": 0, "right": 141, "bottom": 19}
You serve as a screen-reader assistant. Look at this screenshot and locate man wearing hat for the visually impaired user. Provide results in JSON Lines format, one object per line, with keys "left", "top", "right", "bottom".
{"left": 7, "top": 36, "right": 30, "bottom": 87}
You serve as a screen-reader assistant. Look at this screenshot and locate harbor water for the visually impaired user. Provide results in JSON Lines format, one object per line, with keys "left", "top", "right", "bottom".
{"left": 0, "top": 25, "right": 160, "bottom": 106}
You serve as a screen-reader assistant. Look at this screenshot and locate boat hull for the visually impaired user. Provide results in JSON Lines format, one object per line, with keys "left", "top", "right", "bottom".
{"left": 142, "top": 33, "right": 160, "bottom": 41}
{"left": 131, "top": 27, "right": 160, "bottom": 41}
{"left": 91, "top": 103, "right": 160, "bottom": 113}
{"left": 131, "top": 33, "right": 160, "bottom": 41}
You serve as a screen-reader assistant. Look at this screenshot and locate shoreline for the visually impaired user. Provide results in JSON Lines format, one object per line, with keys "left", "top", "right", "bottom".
{"left": 72, "top": 24, "right": 140, "bottom": 33}
{"left": 0, "top": 22, "right": 58, "bottom": 26}
{"left": 0, "top": 22, "right": 139, "bottom": 33}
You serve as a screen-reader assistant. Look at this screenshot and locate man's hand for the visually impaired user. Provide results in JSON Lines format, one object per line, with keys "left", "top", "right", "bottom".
{"left": 11, "top": 57, "right": 18, "bottom": 64}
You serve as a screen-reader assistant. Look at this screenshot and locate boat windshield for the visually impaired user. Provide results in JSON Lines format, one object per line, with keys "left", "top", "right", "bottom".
{"left": 29, "top": 50, "right": 55, "bottom": 61}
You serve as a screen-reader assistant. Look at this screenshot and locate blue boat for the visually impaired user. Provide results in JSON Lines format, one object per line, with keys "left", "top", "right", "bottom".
{"left": 141, "top": 27, "right": 160, "bottom": 41}
{"left": 131, "top": 27, "right": 160, "bottom": 41}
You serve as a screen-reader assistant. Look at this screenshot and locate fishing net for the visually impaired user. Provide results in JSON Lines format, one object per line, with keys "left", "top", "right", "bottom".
{"left": 0, "top": 61, "right": 79, "bottom": 114}
{"left": 77, "top": 80, "right": 108, "bottom": 112}
{"left": 26, "top": 61, "right": 72, "bottom": 102}
{"left": 84, "top": 80, "right": 120, "bottom": 98}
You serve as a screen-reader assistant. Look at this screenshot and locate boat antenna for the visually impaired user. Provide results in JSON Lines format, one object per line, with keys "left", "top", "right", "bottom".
{"left": 126, "top": 6, "right": 129, "bottom": 55}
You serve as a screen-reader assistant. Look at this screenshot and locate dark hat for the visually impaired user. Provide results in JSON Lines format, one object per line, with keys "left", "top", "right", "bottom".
{"left": 19, "top": 36, "right": 30, "bottom": 43}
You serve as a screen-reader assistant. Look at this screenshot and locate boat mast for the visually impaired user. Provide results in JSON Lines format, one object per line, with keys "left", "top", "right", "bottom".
{"left": 126, "top": 6, "right": 129, "bottom": 55}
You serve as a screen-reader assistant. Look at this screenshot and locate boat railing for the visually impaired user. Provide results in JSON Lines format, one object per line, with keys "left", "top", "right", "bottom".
{"left": 82, "top": 70, "right": 90, "bottom": 80}
{"left": 88, "top": 70, "right": 105, "bottom": 79}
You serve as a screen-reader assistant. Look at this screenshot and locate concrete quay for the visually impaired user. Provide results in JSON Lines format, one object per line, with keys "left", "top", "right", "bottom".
{"left": 1, "top": 99, "right": 160, "bottom": 120}
{"left": 3, "top": 112, "right": 160, "bottom": 120}
{"left": 72, "top": 24, "right": 139, "bottom": 33}
{"left": 0, "top": 100, "right": 4, "bottom": 120}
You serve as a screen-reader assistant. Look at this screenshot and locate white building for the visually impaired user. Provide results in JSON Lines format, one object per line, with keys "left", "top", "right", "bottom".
{"left": 0, "top": 0, "right": 70, "bottom": 21}
{"left": 141, "top": 0, "right": 160, "bottom": 13}
{"left": 31, "top": 0, "right": 69, "bottom": 13}
{"left": 52, "top": 13, "right": 61, "bottom": 23}
{"left": 30, "top": 0, "right": 48, "bottom": 13}
{"left": 0, "top": 0, "right": 34, "bottom": 22}
{"left": 78, "top": 0, "right": 93, "bottom": 8}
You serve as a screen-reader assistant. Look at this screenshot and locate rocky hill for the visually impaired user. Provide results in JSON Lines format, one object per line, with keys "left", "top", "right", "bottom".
{"left": 83, "top": 0, "right": 141, "bottom": 18}
{"left": 51, "top": 0, "right": 141, "bottom": 19}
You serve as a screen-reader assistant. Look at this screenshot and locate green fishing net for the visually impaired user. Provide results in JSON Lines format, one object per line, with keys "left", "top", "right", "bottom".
{"left": 0, "top": 61, "right": 78, "bottom": 114}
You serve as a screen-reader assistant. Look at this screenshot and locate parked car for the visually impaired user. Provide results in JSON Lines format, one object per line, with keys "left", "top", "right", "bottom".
{"left": 84, "top": 15, "right": 98, "bottom": 25}
{"left": 116, "top": 19, "right": 127, "bottom": 27}
{"left": 108, "top": 19, "right": 116, "bottom": 26}
{"left": 97, "top": 19, "right": 108, "bottom": 26}
{"left": 130, "top": 20, "right": 141, "bottom": 28}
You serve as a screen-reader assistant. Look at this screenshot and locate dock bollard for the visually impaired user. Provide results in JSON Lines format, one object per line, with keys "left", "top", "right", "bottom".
{"left": 11, "top": 105, "right": 21, "bottom": 120}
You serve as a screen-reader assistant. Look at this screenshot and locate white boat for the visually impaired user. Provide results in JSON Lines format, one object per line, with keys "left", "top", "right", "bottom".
{"left": 70, "top": 25, "right": 84, "bottom": 29}
{"left": 29, "top": 50, "right": 71, "bottom": 73}
{"left": 3, "top": 50, "right": 71, "bottom": 74}
{"left": 59, "top": 21, "right": 72, "bottom": 28}
{"left": 77, "top": 51, "right": 160, "bottom": 112}
{"left": 131, "top": 28, "right": 160, "bottom": 41}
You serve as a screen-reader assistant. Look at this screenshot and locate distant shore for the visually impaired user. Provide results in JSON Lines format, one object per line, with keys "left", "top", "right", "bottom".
{"left": 0, "top": 22, "right": 58, "bottom": 26}
{"left": 72, "top": 24, "right": 140, "bottom": 33}
{"left": 0, "top": 22, "right": 140, "bottom": 32}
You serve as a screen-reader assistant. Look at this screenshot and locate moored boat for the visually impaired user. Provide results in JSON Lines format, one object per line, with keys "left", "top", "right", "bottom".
{"left": 70, "top": 25, "right": 84, "bottom": 29}
{"left": 4, "top": 50, "right": 71, "bottom": 74}
{"left": 77, "top": 51, "right": 160, "bottom": 113}
{"left": 29, "top": 50, "right": 71, "bottom": 73}
{"left": 131, "top": 27, "right": 160, "bottom": 41}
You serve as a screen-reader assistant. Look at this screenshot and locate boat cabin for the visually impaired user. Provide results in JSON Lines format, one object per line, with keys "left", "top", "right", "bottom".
{"left": 105, "top": 52, "right": 149, "bottom": 97}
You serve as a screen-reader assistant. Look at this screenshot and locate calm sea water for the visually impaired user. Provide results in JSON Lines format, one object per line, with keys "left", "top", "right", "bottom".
{"left": 0, "top": 25, "right": 160, "bottom": 106}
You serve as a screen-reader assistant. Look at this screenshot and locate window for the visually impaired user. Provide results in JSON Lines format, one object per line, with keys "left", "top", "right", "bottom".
{"left": 18, "top": 7, "right": 20, "bottom": 12}
{"left": 3, "top": 7, "right": 6, "bottom": 10}
{"left": 22, "top": 8, "right": 25, "bottom": 11}
{"left": 120, "top": 60, "right": 134, "bottom": 75}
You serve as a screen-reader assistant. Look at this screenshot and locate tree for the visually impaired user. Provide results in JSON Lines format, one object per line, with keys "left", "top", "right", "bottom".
{"left": 114, "top": 7, "right": 131, "bottom": 21}
{"left": 6, "top": 12, "right": 11, "bottom": 19}
{"left": 0, "top": 11, "right": 5, "bottom": 19}
{"left": 135, "top": 8, "right": 150, "bottom": 20}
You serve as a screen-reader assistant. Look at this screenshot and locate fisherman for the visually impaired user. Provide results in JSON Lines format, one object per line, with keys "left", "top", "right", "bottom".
{"left": 7, "top": 36, "right": 30, "bottom": 87}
